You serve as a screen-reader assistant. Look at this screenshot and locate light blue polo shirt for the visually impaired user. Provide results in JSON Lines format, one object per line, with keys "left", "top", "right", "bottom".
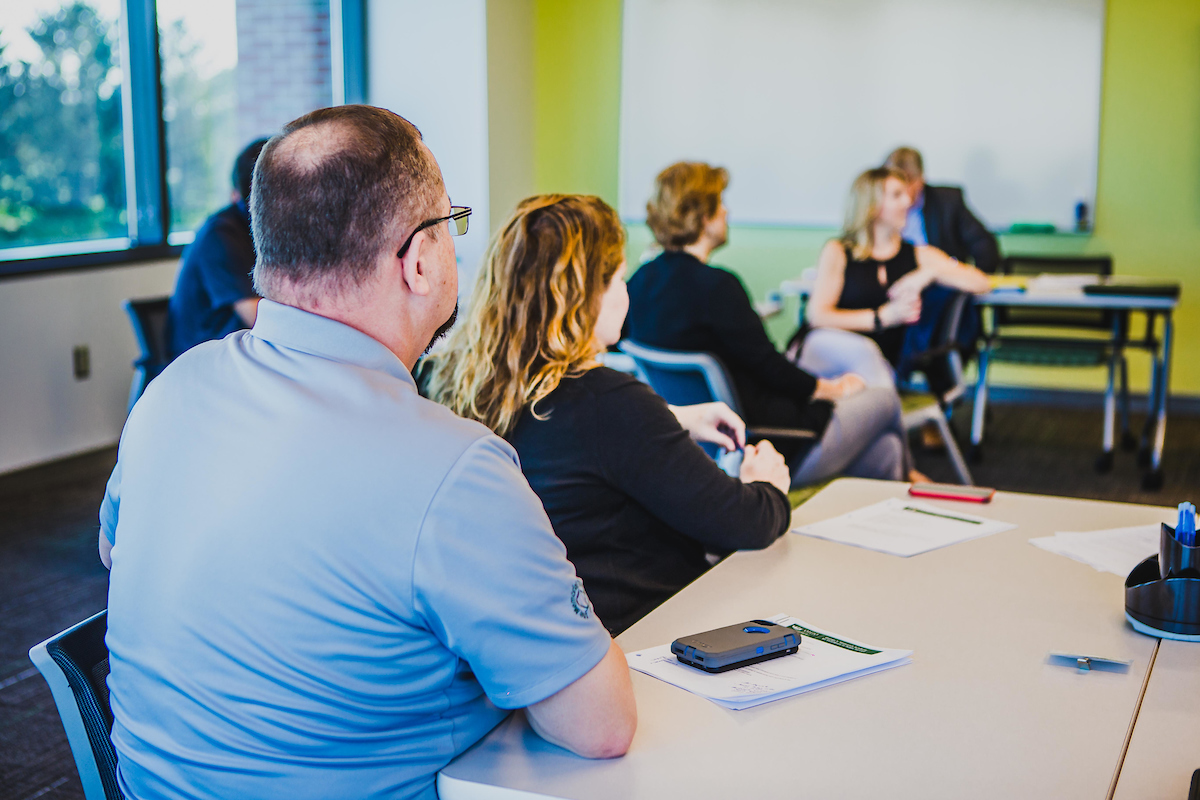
{"left": 101, "top": 300, "right": 612, "bottom": 800}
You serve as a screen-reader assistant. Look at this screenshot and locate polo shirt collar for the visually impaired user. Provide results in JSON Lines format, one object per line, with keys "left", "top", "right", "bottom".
{"left": 250, "top": 299, "right": 417, "bottom": 386}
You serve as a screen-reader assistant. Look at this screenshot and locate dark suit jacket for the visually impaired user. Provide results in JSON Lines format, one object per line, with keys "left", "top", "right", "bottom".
{"left": 922, "top": 185, "right": 1000, "bottom": 273}
{"left": 899, "top": 186, "right": 999, "bottom": 377}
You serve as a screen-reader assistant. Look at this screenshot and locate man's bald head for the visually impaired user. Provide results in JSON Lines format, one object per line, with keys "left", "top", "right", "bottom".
{"left": 251, "top": 105, "right": 444, "bottom": 300}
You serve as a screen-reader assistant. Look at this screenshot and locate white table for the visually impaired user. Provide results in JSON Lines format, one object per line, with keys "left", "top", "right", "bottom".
{"left": 440, "top": 479, "right": 1173, "bottom": 800}
{"left": 973, "top": 290, "right": 1178, "bottom": 490}
{"left": 1111, "top": 639, "right": 1200, "bottom": 800}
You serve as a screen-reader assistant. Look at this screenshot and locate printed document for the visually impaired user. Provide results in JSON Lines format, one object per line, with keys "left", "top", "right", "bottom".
{"left": 1030, "top": 524, "right": 1164, "bottom": 576}
{"left": 626, "top": 613, "right": 911, "bottom": 710}
{"left": 792, "top": 497, "right": 1016, "bottom": 557}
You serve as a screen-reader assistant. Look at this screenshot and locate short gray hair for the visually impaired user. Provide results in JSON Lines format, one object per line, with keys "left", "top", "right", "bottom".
{"left": 251, "top": 105, "right": 443, "bottom": 299}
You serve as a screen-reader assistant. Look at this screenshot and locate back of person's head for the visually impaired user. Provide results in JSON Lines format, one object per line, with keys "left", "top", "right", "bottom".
{"left": 424, "top": 194, "right": 626, "bottom": 436}
{"left": 645, "top": 162, "right": 728, "bottom": 250}
{"left": 884, "top": 146, "right": 924, "bottom": 183}
{"left": 232, "top": 138, "right": 270, "bottom": 203}
{"left": 250, "top": 105, "right": 443, "bottom": 302}
{"left": 841, "top": 166, "right": 908, "bottom": 260}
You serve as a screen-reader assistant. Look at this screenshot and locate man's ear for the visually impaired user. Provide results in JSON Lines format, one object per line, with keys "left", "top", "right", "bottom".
{"left": 397, "top": 231, "right": 433, "bottom": 297}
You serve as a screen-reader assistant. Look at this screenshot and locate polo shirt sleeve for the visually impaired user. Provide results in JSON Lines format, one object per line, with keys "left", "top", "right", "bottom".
{"left": 412, "top": 435, "right": 613, "bottom": 710}
{"left": 100, "top": 458, "right": 121, "bottom": 546}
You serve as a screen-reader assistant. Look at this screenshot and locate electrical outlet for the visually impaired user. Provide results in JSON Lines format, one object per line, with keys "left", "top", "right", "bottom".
{"left": 72, "top": 345, "right": 90, "bottom": 380}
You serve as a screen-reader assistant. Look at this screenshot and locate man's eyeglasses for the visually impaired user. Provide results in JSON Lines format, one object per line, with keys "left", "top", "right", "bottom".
{"left": 397, "top": 206, "right": 472, "bottom": 258}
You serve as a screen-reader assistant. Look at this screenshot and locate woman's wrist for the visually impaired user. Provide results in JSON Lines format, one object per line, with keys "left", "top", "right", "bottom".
{"left": 876, "top": 304, "right": 892, "bottom": 328}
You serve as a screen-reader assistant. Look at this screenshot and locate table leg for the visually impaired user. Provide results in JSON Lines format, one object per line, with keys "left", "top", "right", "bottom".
{"left": 1119, "top": 355, "right": 1135, "bottom": 451}
{"left": 1097, "top": 346, "right": 1118, "bottom": 473}
{"left": 1138, "top": 313, "right": 1161, "bottom": 468}
{"left": 970, "top": 343, "right": 991, "bottom": 461}
{"left": 1144, "top": 311, "right": 1173, "bottom": 489}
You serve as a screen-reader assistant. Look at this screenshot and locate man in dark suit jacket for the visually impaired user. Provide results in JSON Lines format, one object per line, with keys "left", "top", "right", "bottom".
{"left": 885, "top": 146, "right": 1000, "bottom": 272}
{"left": 884, "top": 147, "right": 999, "bottom": 380}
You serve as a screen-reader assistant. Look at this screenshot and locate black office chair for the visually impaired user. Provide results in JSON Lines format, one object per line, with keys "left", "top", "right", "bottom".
{"left": 897, "top": 291, "right": 975, "bottom": 485}
{"left": 971, "top": 255, "right": 1132, "bottom": 470}
{"left": 28, "top": 610, "right": 123, "bottom": 800}
{"left": 123, "top": 296, "right": 172, "bottom": 414}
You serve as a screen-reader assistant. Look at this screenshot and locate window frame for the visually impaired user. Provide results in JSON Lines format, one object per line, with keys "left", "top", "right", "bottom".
{"left": 0, "top": 0, "right": 367, "bottom": 280}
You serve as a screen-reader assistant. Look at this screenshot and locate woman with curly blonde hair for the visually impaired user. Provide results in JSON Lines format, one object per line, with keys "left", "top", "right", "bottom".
{"left": 424, "top": 194, "right": 792, "bottom": 635}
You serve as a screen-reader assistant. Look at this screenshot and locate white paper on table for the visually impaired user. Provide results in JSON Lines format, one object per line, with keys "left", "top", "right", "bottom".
{"left": 1024, "top": 274, "right": 1096, "bottom": 295}
{"left": 626, "top": 613, "right": 912, "bottom": 710}
{"left": 791, "top": 497, "right": 1016, "bottom": 557}
{"left": 1029, "top": 524, "right": 1163, "bottom": 576}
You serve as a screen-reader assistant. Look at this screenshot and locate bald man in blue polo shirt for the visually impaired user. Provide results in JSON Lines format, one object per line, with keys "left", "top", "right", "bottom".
{"left": 99, "top": 105, "right": 635, "bottom": 800}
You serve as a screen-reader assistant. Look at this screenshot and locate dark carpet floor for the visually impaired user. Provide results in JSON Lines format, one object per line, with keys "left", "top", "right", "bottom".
{"left": 1, "top": 404, "right": 1197, "bottom": 800}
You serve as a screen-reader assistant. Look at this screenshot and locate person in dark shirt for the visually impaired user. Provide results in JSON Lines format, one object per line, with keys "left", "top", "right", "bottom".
{"left": 167, "top": 138, "right": 269, "bottom": 359}
{"left": 624, "top": 162, "right": 912, "bottom": 486}
{"left": 424, "top": 194, "right": 792, "bottom": 635}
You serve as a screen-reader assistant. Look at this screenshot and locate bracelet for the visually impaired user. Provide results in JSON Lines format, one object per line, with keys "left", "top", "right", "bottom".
{"left": 873, "top": 307, "right": 883, "bottom": 332}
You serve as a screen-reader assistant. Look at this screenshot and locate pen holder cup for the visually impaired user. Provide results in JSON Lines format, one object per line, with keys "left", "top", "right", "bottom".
{"left": 1160, "top": 522, "right": 1200, "bottom": 580}
{"left": 1125, "top": 525, "right": 1200, "bottom": 640}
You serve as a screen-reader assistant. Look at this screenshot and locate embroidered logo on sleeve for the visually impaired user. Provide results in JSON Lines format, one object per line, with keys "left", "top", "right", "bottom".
{"left": 570, "top": 579, "right": 592, "bottom": 619}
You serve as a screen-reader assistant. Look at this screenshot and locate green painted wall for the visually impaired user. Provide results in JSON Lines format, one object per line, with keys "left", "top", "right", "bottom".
{"left": 531, "top": 0, "right": 1200, "bottom": 395}
{"left": 532, "top": 0, "right": 623, "bottom": 204}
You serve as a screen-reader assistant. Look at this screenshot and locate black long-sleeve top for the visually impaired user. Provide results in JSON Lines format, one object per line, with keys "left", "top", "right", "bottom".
{"left": 506, "top": 366, "right": 791, "bottom": 635}
{"left": 624, "top": 250, "right": 833, "bottom": 451}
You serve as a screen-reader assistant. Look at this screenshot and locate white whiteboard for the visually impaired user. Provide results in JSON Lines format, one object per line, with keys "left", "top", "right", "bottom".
{"left": 619, "top": 0, "right": 1105, "bottom": 231}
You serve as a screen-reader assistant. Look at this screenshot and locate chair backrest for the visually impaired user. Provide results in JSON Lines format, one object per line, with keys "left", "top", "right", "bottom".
{"left": 29, "top": 611, "right": 122, "bottom": 800}
{"left": 996, "top": 255, "right": 1114, "bottom": 330}
{"left": 617, "top": 340, "right": 743, "bottom": 414}
{"left": 900, "top": 290, "right": 970, "bottom": 403}
{"left": 123, "top": 296, "right": 172, "bottom": 374}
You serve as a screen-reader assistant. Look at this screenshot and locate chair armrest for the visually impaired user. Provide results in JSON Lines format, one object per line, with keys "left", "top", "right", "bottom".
{"left": 747, "top": 426, "right": 817, "bottom": 441}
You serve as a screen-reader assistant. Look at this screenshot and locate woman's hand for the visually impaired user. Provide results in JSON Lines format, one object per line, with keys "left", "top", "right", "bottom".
{"left": 813, "top": 373, "right": 867, "bottom": 401}
{"left": 878, "top": 292, "right": 922, "bottom": 327}
{"left": 888, "top": 266, "right": 936, "bottom": 300}
{"left": 740, "top": 441, "right": 791, "bottom": 496}
{"left": 669, "top": 402, "right": 746, "bottom": 452}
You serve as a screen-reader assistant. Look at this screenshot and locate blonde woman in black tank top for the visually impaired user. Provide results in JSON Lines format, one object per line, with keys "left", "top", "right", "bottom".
{"left": 790, "top": 167, "right": 989, "bottom": 482}
{"left": 800, "top": 167, "right": 989, "bottom": 386}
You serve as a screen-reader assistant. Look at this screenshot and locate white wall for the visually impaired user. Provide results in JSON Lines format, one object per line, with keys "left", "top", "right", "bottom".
{"left": 0, "top": 260, "right": 178, "bottom": 474}
{"left": 620, "top": 0, "right": 1106, "bottom": 231}
{"left": 367, "top": 0, "right": 491, "bottom": 297}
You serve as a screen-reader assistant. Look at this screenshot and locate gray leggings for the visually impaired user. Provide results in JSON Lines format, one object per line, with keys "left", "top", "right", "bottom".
{"left": 789, "top": 329, "right": 909, "bottom": 486}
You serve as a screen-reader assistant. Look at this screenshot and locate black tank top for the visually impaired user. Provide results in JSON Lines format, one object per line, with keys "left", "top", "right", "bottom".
{"left": 835, "top": 240, "right": 918, "bottom": 366}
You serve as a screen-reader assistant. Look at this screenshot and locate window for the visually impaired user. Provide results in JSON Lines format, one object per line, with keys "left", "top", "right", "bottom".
{"left": 0, "top": 0, "right": 128, "bottom": 255}
{"left": 0, "top": 0, "right": 362, "bottom": 276}
{"left": 158, "top": 0, "right": 334, "bottom": 240}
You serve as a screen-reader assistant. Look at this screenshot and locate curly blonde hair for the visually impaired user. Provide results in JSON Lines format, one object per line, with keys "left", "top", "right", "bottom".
{"left": 423, "top": 194, "right": 626, "bottom": 437}
{"left": 645, "top": 161, "right": 728, "bottom": 249}
{"left": 840, "top": 166, "right": 908, "bottom": 261}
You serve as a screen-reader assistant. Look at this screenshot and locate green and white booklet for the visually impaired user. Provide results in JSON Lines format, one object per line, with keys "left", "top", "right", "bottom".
{"left": 626, "top": 613, "right": 911, "bottom": 710}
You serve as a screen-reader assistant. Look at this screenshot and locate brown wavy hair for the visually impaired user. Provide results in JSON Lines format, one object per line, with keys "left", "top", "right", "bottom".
{"left": 423, "top": 194, "right": 626, "bottom": 437}
{"left": 645, "top": 161, "right": 728, "bottom": 249}
{"left": 840, "top": 167, "right": 908, "bottom": 260}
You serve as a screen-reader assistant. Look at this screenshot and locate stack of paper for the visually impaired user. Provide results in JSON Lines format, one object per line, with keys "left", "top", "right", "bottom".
{"left": 1025, "top": 273, "right": 1097, "bottom": 295}
{"left": 626, "top": 613, "right": 911, "bottom": 710}
{"left": 792, "top": 498, "right": 1016, "bottom": 557}
{"left": 1029, "top": 525, "right": 1161, "bottom": 576}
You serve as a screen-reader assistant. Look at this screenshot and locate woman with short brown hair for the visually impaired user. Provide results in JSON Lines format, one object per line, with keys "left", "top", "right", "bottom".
{"left": 626, "top": 161, "right": 915, "bottom": 486}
